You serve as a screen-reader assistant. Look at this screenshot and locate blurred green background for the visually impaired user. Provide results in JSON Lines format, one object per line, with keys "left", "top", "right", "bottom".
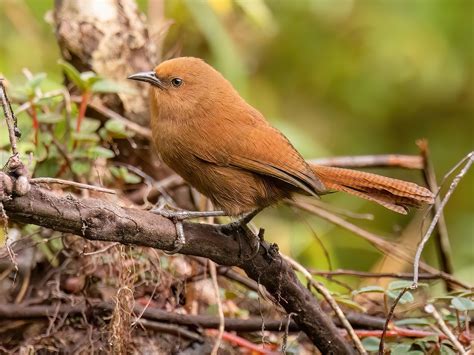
{"left": 1, "top": 0, "right": 472, "bottom": 286}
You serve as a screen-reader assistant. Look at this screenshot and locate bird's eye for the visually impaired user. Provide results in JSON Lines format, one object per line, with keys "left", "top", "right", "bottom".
{"left": 171, "top": 78, "right": 183, "bottom": 87}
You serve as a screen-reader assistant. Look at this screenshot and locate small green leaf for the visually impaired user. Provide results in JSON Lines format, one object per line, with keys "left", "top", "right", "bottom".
{"left": 388, "top": 280, "right": 424, "bottom": 291}
{"left": 451, "top": 297, "right": 474, "bottom": 311}
{"left": 413, "top": 335, "right": 439, "bottom": 349}
{"left": 71, "top": 131, "right": 100, "bottom": 142}
{"left": 394, "top": 318, "right": 431, "bottom": 326}
{"left": 333, "top": 297, "right": 367, "bottom": 312}
{"left": 123, "top": 171, "right": 141, "bottom": 184}
{"left": 28, "top": 72, "right": 47, "bottom": 90}
{"left": 110, "top": 166, "right": 141, "bottom": 184}
{"left": 71, "top": 117, "right": 101, "bottom": 133}
{"left": 390, "top": 343, "right": 412, "bottom": 355}
{"left": 440, "top": 343, "right": 456, "bottom": 355}
{"left": 361, "top": 337, "right": 380, "bottom": 352}
{"left": 352, "top": 286, "right": 385, "bottom": 295}
{"left": 58, "top": 60, "right": 86, "bottom": 90}
{"left": 80, "top": 71, "right": 102, "bottom": 89}
{"left": 36, "top": 112, "right": 63, "bottom": 124}
{"left": 105, "top": 120, "right": 130, "bottom": 138}
{"left": 387, "top": 290, "right": 414, "bottom": 304}
{"left": 87, "top": 146, "right": 115, "bottom": 159}
{"left": 71, "top": 161, "right": 90, "bottom": 175}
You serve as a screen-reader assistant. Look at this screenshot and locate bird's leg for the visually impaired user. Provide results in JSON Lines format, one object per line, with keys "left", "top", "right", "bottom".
{"left": 219, "top": 208, "right": 264, "bottom": 260}
{"left": 220, "top": 208, "right": 263, "bottom": 233}
{"left": 150, "top": 207, "right": 227, "bottom": 254}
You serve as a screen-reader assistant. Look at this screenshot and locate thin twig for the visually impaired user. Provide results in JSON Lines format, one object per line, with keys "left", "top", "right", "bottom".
{"left": 310, "top": 154, "right": 423, "bottom": 169}
{"left": 30, "top": 177, "right": 116, "bottom": 194}
{"left": 206, "top": 329, "right": 278, "bottom": 355}
{"left": 82, "top": 242, "right": 120, "bottom": 256}
{"left": 424, "top": 304, "right": 467, "bottom": 354}
{"left": 290, "top": 199, "right": 470, "bottom": 289}
{"left": 138, "top": 318, "right": 203, "bottom": 342}
{"left": 209, "top": 259, "right": 224, "bottom": 355}
{"left": 302, "top": 199, "right": 374, "bottom": 220}
{"left": 378, "top": 287, "right": 409, "bottom": 354}
{"left": 0, "top": 79, "right": 20, "bottom": 156}
{"left": 282, "top": 255, "right": 367, "bottom": 355}
{"left": 418, "top": 140, "right": 454, "bottom": 288}
{"left": 83, "top": 99, "right": 152, "bottom": 139}
{"left": 412, "top": 152, "right": 473, "bottom": 287}
{"left": 311, "top": 269, "right": 450, "bottom": 280}
{"left": 281, "top": 312, "right": 295, "bottom": 353}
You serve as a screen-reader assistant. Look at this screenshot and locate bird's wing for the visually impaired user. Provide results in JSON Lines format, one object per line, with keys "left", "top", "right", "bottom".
{"left": 192, "top": 116, "right": 325, "bottom": 196}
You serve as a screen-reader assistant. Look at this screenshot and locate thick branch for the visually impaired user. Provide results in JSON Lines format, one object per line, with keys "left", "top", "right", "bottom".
{"left": 2, "top": 181, "right": 354, "bottom": 354}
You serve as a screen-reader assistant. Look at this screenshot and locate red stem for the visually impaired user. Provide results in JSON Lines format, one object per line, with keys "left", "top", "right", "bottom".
{"left": 76, "top": 90, "right": 90, "bottom": 132}
{"left": 354, "top": 326, "right": 447, "bottom": 340}
{"left": 206, "top": 329, "right": 279, "bottom": 355}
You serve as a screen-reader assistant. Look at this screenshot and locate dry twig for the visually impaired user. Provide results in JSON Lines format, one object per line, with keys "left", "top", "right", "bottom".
{"left": 412, "top": 152, "right": 473, "bottom": 287}
{"left": 310, "top": 154, "right": 423, "bottom": 169}
{"left": 290, "top": 199, "right": 469, "bottom": 289}
{"left": 424, "top": 304, "right": 467, "bottom": 354}
{"left": 31, "top": 177, "right": 116, "bottom": 194}
{"left": 282, "top": 254, "right": 366, "bottom": 355}
{"left": 378, "top": 287, "right": 410, "bottom": 354}
{"left": 0, "top": 79, "right": 20, "bottom": 156}
{"left": 418, "top": 140, "right": 454, "bottom": 282}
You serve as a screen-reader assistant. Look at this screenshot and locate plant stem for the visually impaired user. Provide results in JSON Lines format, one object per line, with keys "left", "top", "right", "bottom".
{"left": 76, "top": 90, "right": 90, "bottom": 132}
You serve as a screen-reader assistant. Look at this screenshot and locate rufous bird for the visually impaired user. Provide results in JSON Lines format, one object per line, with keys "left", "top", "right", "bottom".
{"left": 128, "top": 57, "right": 434, "bottom": 252}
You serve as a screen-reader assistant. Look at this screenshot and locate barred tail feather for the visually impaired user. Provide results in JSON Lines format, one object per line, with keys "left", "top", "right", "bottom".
{"left": 311, "top": 165, "right": 435, "bottom": 214}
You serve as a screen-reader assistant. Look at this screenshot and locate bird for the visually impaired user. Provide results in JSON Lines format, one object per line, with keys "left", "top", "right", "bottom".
{"left": 128, "top": 57, "right": 434, "bottom": 252}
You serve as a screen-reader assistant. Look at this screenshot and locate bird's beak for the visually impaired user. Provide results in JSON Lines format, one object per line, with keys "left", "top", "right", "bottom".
{"left": 127, "top": 71, "right": 164, "bottom": 89}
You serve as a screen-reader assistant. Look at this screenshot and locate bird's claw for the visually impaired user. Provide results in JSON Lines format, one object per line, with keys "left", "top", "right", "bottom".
{"left": 150, "top": 208, "right": 227, "bottom": 254}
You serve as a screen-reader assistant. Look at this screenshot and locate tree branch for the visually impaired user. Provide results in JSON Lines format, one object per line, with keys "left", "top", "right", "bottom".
{"left": 1, "top": 178, "right": 354, "bottom": 354}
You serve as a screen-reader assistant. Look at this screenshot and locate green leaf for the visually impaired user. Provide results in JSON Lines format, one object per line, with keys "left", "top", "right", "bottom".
{"left": 390, "top": 343, "right": 412, "bottom": 355}
{"left": 28, "top": 72, "right": 47, "bottom": 90}
{"left": 333, "top": 297, "right": 367, "bottom": 312}
{"left": 361, "top": 337, "right": 380, "bottom": 352}
{"left": 87, "top": 146, "right": 115, "bottom": 159}
{"left": 80, "top": 71, "right": 101, "bottom": 88}
{"left": 91, "top": 79, "right": 136, "bottom": 94}
{"left": 413, "top": 335, "right": 439, "bottom": 349}
{"left": 71, "top": 161, "right": 91, "bottom": 175}
{"left": 58, "top": 60, "right": 86, "bottom": 90}
{"left": 387, "top": 290, "right": 414, "bottom": 304}
{"left": 34, "top": 158, "right": 60, "bottom": 179}
{"left": 451, "top": 297, "right": 474, "bottom": 311}
{"left": 71, "top": 131, "right": 100, "bottom": 142}
{"left": 352, "top": 285, "right": 385, "bottom": 295}
{"left": 36, "top": 112, "right": 64, "bottom": 124}
{"left": 110, "top": 166, "right": 141, "bottom": 184}
{"left": 440, "top": 343, "right": 456, "bottom": 355}
{"left": 104, "top": 120, "right": 130, "bottom": 138}
{"left": 388, "top": 280, "right": 425, "bottom": 290}
{"left": 394, "top": 318, "right": 431, "bottom": 326}
{"left": 123, "top": 171, "right": 141, "bottom": 184}
{"left": 71, "top": 117, "right": 102, "bottom": 133}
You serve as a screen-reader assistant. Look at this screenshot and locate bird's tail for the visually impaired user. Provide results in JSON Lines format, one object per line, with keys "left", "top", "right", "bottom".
{"left": 310, "top": 165, "right": 435, "bottom": 214}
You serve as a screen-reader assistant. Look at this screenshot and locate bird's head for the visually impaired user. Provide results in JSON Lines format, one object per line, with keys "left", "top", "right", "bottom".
{"left": 128, "top": 57, "right": 237, "bottom": 120}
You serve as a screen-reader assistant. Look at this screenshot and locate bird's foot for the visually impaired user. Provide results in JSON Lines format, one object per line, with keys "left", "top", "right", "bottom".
{"left": 150, "top": 207, "right": 227, "bottom": 254}
{"left": 218, "top": 209, "right": 263, "bottom": 260}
